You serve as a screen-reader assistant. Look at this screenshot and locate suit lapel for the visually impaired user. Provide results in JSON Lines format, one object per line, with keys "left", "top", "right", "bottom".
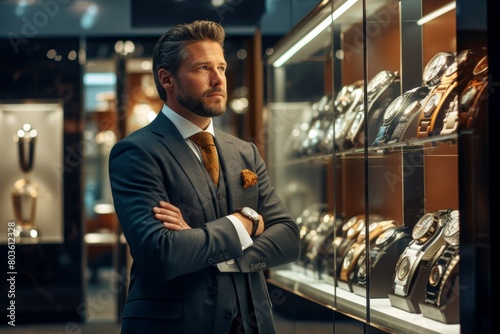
{"left": 150, "top": 113, "right": 217, "bottom": 218}
{"left": 214, "top": 129, "right": 244, "bottom": 212}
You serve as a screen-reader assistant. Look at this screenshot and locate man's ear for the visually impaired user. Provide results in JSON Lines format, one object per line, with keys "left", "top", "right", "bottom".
{"left": 158, "top": 68, "right": 174, "bottom": 91}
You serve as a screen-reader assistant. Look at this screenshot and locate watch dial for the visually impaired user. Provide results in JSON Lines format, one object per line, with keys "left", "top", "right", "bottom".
{"left": 401, "top": 100, "right": 421, "bottom": 119}
{"left": 473, "top": 55, "right": 488, "bottom": 76}
{"left": 397, "top": 256, "right": 411, "bottom": 281}
{"left": 367, "top": 71, "right": 392, "bottom": 93}
{"left": 423, "top": 93, "right": 439, "bottom": 117}
{"left": 376, "top": 228, "right": 395, "bottom": 246}
{"left": 423, "top": 52, "right": 456, "bottom": 86}
{"left": 444, "top": 61, "right": 458, "bottom": 76}
{"left": 334, "top": 117, "right": 347, "bottom": 140}
{"left": 343, "top": 248, "right": 355, "bottom": 269}
{"left": 429, "top": 265, "right": 444, "bottom": 286}
{"left": 342, "top": 216, "right": 358, "bottom": 232}
{"left": 349, "top": 111, "right": 364, "bottom": 136}
{"left": 347, "top": 219, "right": 365, "bottom": 239}
{"left": 457, "top": 49, "right": 470, "bottom": 65}
{"left": 384, "top": 95, "right": 404, "bottom": 122}
{"left": 412, "top": 213, "right": 436, "bottom": 241}
{"left": 460, "top": 86, "right": 478, "bottom": 112}
{"left": 443, "top": 210, "right": 460, "bottom": 245}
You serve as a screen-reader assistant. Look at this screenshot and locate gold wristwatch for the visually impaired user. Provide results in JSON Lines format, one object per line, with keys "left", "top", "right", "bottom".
{"left": 459, "top": 54, "right": 488, "bottom": 129}
{"left": 416, "top": 52, "right": 457, "bottom": 138}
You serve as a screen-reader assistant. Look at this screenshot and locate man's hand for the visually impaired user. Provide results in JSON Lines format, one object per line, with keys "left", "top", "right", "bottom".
{"left": 153, "top": 201, "right": 191, "bottom": 230}
{"left": 232, "top": 212, "right": 264, "bottom": 237}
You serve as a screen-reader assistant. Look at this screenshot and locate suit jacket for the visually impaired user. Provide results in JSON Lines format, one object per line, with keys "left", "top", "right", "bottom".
{"left": 109, "top": 112, "right": 300, "bottom": 333}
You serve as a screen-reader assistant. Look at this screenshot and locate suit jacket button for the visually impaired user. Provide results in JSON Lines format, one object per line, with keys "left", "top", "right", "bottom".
{"left": 217, "top": 193, "right": 224, "bottom": 200}
{"left": 208, "top": 258, "right": 214, "bottom": 264}
{"left": 225, "top": 310, "right": 233, "bottom": 318}
{"left": 210, "top": 287, "right": 218, "bottom": 296}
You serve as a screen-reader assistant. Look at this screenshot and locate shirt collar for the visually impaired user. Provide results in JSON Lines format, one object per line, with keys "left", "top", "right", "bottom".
{"left": 161, "top": 104, "right": 215, "bottom": 139}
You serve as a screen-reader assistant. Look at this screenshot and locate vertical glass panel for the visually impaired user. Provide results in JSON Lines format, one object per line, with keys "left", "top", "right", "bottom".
{"left": 265, "top": 1, "right": 336, "bottom": 331}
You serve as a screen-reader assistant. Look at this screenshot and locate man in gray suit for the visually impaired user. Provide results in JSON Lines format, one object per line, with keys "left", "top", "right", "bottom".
{"left": 109, "top": 20, "right": 300, "bottom": 333}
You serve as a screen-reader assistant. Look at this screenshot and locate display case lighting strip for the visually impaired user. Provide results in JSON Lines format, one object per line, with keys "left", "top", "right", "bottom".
{"left": 417, "top": 2, "right": 456, "bottom": 26}
{"left": 272, "top": 0, "right": 358, "bottom": 68}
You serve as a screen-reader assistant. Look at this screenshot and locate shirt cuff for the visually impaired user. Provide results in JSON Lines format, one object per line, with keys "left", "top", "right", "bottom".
{"left": 226, "top": 214, "right": 253, "bottom": 250}
{"left": 217, "top": 215, "right": 254, "bottom": 272}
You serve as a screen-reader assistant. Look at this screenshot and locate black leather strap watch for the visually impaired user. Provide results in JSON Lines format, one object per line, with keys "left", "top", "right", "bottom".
{"left": 424, "top": 244, "right": 459, "bottom": 306}
{"left": 373, "top": 85, "right": 430, "bottom": 146}
{"left": 234, "top": 207, "right": 259, "bottom": 237}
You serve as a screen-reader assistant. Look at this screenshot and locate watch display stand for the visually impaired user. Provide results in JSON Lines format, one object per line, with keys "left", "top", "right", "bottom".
{"left": 352, "top": 235, "right": 412, "bottom": 298}
{"left": 387, "top": 262, "right": 431, "bottom": 313}
{"left": 419, "top": 275, "right": 460, "bottom": 324}
{"left": 337, "top": 270, "right": 356, "bottom": 292}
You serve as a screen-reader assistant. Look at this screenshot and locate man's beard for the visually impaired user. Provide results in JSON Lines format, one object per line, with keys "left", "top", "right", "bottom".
{"left": 175, "top": 80, "right": 226, "bottom": 117}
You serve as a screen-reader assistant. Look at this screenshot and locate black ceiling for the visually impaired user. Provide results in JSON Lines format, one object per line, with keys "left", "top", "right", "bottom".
{"left": 131, "top": 0, "right": 266, "bottom": 29}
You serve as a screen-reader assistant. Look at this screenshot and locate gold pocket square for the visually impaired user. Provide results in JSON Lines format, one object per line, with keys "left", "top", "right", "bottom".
{"left": 241, "top": 169, "right": 258, "bottom": 189}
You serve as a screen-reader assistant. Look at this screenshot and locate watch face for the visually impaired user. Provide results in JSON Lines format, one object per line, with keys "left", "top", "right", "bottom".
{"left": 334, "top": 117, "right": 347, "bottom": 140}
{"left": 412, "top": 213, "right": 437, "bottom": 243}
{"left": 444, "top": 61, "right": 458, "bottom": 77}
{"left": 473, "top": 55, "right": 488, "bottom": 76}
{"left": 375, "top": 228, "right": 396, "bottom": 246}
{"left": 443, "top": 210, "right": 460, "bottom": 245}
{"left": 342, "top": 216, "right": 359, "bottom": 232}
{"left": 343, "top": 248, "right": 355, "bottom": 269}
{"left": 396, "top": 256, "right": 411, "bottom": 281}
{"left": 423, "top": 93, "right": 439, "bottom": 117}
{"left": 423, "top": 52, "right": 456, "bottom": 86}
{"left": 384, "top": 95, "right": 404, "bottom": 123}
{"left": 347, "top": 219, "right": 365, "bottom": 239}
{"left": 401, "top": 100, "right": 421, "bottom": 119}
{"left": 429, "top": 264, "right": 444, "bottom": 286}
{"left": 460, "top": 85, "right": 478, "bottom": 111}
{"left": 241, "top": 207, "right": 258, "bottom": 221}
{"left": 349, "top": 110, "right": 364, "bottom": 136}
{"left": 367, "top": 70, "right": 394, "bottom": 93}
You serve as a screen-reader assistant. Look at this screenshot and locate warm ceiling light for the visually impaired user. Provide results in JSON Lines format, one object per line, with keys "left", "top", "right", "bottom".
{"left": 417, "top": 2, "right": 456, "bottom": 26}
{"left": 273, "top": 0, "right": 358, "bottom": 67}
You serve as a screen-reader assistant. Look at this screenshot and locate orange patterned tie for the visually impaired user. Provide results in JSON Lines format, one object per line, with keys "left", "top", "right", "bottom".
{"left": 190, "top": 132, "right": 219, "bottom": 185}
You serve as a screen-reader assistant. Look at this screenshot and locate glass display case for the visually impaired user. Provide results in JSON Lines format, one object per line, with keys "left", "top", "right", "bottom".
{"left": 265, "top": 0, "right": 489, "bottom": 333}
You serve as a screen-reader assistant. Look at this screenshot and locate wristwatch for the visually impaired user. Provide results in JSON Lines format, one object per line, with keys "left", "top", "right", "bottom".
{"left": 301, "top": 95, "right": 332, "bottom": 156}
{"left": 417, "top": 52, "right": 458, "bottom": 138}
{"left": 440, "top": 50, "right": 479, "bottom": 135}
{"left": 344, "top": 70, "right": 399, "bottom": 148}
{"left": 334, "top": 80, "right": 364, "bottom": 116}
{"left": 339, "top": 220, "right": 396, "bottom": 284}
{"left": 424, "top": 244, "right": 459, "bottom": 306}
{"left": 356, "top": 226, "right": 411, "bottom": 287}
{"left": 335, "top": 86, "right": 364, "bottom": 150}
{"left": 440, "top": 95, "right": 460, "bottom": 135}
{"left": 387, "top": 97, "right": 425, "bottom": 143}
{"left": 458, "top": 54, "right": 488, "bottom": 129}
{"left": 392, "top": 210, "right": 450, "bottom": 297}
{"left": 442, "top": 210, "right": 460, "bottom": 246}
{"left": 343, "top": 103, "right": 365, "bottom": 149}
{"left": 234, "top": 207, "right": 259, "bottom": 237}
{"left": 373, "top": 85, "right": 430, "bottom": 146}
{"left": 422, "top": 51, "right": 456, "bottom": 87}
